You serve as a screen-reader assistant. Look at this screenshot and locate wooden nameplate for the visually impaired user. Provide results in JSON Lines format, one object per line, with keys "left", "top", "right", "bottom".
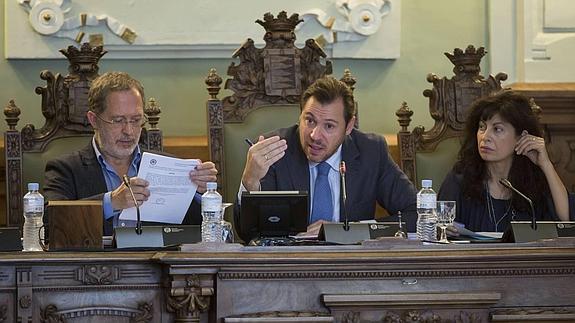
{"left": 47, "top": 200, "right": 103, "bottom": 250}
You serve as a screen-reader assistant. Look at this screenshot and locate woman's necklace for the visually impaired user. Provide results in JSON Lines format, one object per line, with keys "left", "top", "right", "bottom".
{"left": 485, "top": 183, "right": 514, "bottom": 232}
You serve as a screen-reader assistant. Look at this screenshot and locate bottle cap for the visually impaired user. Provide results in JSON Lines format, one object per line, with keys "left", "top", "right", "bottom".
{"left": 28, "top": 183, "right": 39, "bottom": 191}
{"left": 206, "top": 182, "right": 217, "bottom": 190}
{"left": 421, "top": 179, "right": 432, "bottom": 188}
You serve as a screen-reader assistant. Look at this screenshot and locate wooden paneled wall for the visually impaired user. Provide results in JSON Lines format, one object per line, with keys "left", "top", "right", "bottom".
{"left": 511, "top": 83, "right": 575, "bottom": 191}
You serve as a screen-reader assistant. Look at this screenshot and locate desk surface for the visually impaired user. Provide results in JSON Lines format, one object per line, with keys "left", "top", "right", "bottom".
{"left": 1, "top": 239, "right": 574, "bottom": 322}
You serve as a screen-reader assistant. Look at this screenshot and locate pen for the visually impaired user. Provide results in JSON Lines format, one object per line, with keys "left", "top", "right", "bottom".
{"left": 244, "top": 138, "right": 254, "bottom": 146}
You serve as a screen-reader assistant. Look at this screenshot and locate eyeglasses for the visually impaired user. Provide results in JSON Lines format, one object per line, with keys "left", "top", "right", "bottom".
{"left": 94, "top": 113, "right": 148, "bottom": 129}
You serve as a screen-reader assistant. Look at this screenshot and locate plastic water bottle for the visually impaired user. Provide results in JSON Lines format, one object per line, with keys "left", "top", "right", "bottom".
{"left": 201, "top": 182, "right": 223, "bottom": 242}
{"left": 22, "top": 182, "right": 44, "bottom": 251}
{"left": 416, "top": 179, "right": 437, "bottom": 242}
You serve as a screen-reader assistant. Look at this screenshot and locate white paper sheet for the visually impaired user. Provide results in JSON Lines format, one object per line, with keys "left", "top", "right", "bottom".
{"left": 119, "top": 152, "right": 199, "bottom": 224}
{"left": 453, "top": 222, "right": 503, "bottom": 240}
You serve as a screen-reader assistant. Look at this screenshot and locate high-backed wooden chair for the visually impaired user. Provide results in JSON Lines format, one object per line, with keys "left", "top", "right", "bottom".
{"left": 205, "top": 11, "right": 358, "bottom": 205}
{"left": 3, "top": 43, "right": 163, "bottom": 228}
{"left": 396, "top": 45, "right": 508, "bottom": 188}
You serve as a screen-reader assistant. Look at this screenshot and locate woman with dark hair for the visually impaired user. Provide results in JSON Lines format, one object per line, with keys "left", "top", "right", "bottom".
{"left": 438, "top": 90, "right": 573, "bottom": 233}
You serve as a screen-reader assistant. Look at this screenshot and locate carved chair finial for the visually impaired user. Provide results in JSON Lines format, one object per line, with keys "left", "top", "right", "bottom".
{"left": 256, "top": 11, "right": 303, "bottom": 32}
{"left": 444, "top": 45, "right": 486, "bottom": 77}
{"left": 145, "top": 98, "right": 161, "bottom": 129}
{"left": 396, "top": 102, "right": 413, "bottom": 132}
{"left": 59, "top": 42, "right": 107, "bottom": 78}
{"left": 205, "top": 68, "right": 223, "bottom": 100}
{"left": 340, "top": 69, "right": 357, "bottom": 92}
{"left": 529, "top": 97, "right": 542, "bottom": 120}
{"left": 256, "top": 11, "right": 303, "bottom": 46}
{"left": 4, "top": 99, "right": 21, "bottom": 130}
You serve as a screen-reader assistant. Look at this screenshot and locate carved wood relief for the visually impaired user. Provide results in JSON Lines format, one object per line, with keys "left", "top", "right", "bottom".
{"left": 1, "top": 244, "right": 574, "bottom": 322}
{"left": 226, "top": 310, "right": 332, "bottom": 321}
{"left": 3, "top": 42, "right": 163, "bottom": 229}
{"left": 206, "top": 11, "right": 334, "bottom": 198}
{"left": 0, "top": 304, "right": 6, "bottom": 322}
{"left": 40, "top": 302, "right": 153, "bottom": 323}
{"left": 167, "top": 274, "right": 213, "bottom": 322}
{"left": 490, "top": 306, "right": 575, "bottom": 322}
{"left": 16, "top": 267, "right": 32, "bottom": 323}
{"left": 218, "top": 266, "right": 575, "bottom": 280}
{"left": 76, "top": 265, "right": 119, "bottom": 285}
{"left": 396, "top": 45, "right": 507, "bottom": 184}
{"left": 511, "top": 83, "right": 575, "bottom": 191}
{"left": 222, "top": 12, "right": 331, "bottom": 123}
{"left": 340, "top": 310, "right": 482, "bottom": 323}
{"left": 6, "top": 1, "right": 401, "bottom": 59}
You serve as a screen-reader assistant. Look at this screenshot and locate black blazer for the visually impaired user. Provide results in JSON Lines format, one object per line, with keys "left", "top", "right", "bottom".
{"left": 44, "top": 143, "right": 201, "bottom": 235}
{"left": 234, "top": 125, "right": 417, "bottom": 239}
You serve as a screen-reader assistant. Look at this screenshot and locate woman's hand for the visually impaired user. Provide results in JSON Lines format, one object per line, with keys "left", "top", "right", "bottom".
{"left": 515, "top": 130, "right": 551, "bottom": 168}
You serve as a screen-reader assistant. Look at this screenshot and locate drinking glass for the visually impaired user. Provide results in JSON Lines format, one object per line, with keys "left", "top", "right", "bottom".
{"left": 394, "top": 211, "right": 407, "bottom": 238}
{"left": 436, "top": 201, "right": 456, "bottom": 243}
{"left": 221, "top": 203, "right": 234, "bottom": 243}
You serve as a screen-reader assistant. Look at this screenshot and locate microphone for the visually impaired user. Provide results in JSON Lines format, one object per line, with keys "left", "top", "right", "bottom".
{"left": 123, "top": 175, "right": 142, "bottom": 235}
{"left": 499, "top": 178, "right": 537, "bottom": 230}
{"left": 339, "top": 161, "right": 350, "bottom": 231}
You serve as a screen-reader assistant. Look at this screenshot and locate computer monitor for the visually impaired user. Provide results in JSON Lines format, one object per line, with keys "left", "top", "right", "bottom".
{"left": 240, "top": 191, "right": 308, "bottom": 242}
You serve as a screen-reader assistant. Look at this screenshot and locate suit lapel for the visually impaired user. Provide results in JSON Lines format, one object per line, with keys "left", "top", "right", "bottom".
{"left": 78, "top": 144, "right": 108, "bottom": 196}
{"left": 341, "top": 133, "right": 360, "bottom": 220}
{"left": 287, "top": 129, "right": 310, "bottom": 191}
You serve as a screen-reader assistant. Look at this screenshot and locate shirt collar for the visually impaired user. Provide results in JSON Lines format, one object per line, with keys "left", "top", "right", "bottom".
{"left": 308, "top": 144, "right": 342, "bottom": 172}
{"left": 92, "top": 136, "right": 142, "bottom": 169}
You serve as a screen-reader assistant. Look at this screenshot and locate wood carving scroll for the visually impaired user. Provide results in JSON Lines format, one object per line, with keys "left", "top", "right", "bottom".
{"left": 22, "top": 43, "right": 106, "bottom": 152}
{"left": 415, "top": 45, "right": 508, "bottom": 152}
{"left": 340, "top": 309, "right": 482, "bottom": 323}
{"left": 142, "top": 98, "right": 163, "bottom": 152}
{"left": 76, "top": 265, "right": 118, "bottom": 285}
{"left": 396, "top": 45, "right": 508, "bottom": 183}
{"left": 40, "top": 303, "right": 153, "bottom": 322}
{"left": 167, "top": 275, "right": 213, "bottom": 322}
{"left": 222, "top": 11, "right": 332, "bottom": 123}
{"left": 205, "top": 68, "right": 225, "bottom": 191}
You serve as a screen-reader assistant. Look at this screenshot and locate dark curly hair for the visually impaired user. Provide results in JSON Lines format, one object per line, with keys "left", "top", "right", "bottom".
{"left": 454, "top": 90, "right": 547, "bottom": 212}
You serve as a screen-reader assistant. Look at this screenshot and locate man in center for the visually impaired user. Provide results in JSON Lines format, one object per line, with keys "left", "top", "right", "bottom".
{"left": 237, "top": 76, "right": 417, "bottom": 238}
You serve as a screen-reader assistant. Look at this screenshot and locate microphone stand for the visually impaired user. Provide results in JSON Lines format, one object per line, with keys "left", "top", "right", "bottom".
{"left": 319, "top": 161, "right": 371, "bottom": 244}
{"left": 123, "top": 175, "right": 143, "bottom": 235}
{"left": 340, "top": 161, "right": 350, "bottom": 231}
{"left": 499, "top": 178, "right": 537, "bottom": 230}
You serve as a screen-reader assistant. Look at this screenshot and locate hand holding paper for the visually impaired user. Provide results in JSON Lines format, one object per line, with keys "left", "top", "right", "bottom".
{"left": 119, "top": 152, "right": 200, "bottom": 224}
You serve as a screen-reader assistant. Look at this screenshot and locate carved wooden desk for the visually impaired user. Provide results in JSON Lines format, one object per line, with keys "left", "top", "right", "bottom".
{"left": 0, "top": 240, "right": 574, "bottom": 322}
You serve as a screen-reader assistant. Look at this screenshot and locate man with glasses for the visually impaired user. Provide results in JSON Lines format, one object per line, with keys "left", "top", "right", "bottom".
{"left": 44, "top": 72, "right": 217, "bottom": 235}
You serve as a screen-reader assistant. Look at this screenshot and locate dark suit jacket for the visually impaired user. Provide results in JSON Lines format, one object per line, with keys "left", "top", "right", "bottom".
{"left": 235, "top": 125, "right": 417, "bottom": 240}
{"left": 44, "top": 143, "right": 201, "bottom": 235}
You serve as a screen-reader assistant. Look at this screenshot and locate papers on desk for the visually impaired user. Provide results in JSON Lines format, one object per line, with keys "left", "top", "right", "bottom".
{"left": 119, "top": 152, "right": 199, "bottom": 224}
{"left": 452, "top": 222, "right": 502, "bottom": 241}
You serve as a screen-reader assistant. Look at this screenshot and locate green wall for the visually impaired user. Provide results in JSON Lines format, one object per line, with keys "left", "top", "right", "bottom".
{"left": 1, "top": 0, "right": 488, "bottom": 136}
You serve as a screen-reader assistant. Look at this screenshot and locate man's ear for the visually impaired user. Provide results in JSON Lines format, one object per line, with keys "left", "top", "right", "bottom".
{"left": 345, "top": 116, "right": 356, "bottom": 135}
{"left": 86, "top": 111, "right": 98, "bottom": 129}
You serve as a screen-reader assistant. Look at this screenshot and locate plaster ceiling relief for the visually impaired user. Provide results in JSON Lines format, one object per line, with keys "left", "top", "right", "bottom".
{"left": 18, "top": 0, "right": 136, "bottom": 44}
{"left": 6, "top": 0, "right": 401, "bottom": 59}
{"left": 299, "top": 0, "right": 391, "bottom": 44}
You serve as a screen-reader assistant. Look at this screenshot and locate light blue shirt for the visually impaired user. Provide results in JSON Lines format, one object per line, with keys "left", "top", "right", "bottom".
{"left": 92, "top": 138, "right": 140, "bottom": 229}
